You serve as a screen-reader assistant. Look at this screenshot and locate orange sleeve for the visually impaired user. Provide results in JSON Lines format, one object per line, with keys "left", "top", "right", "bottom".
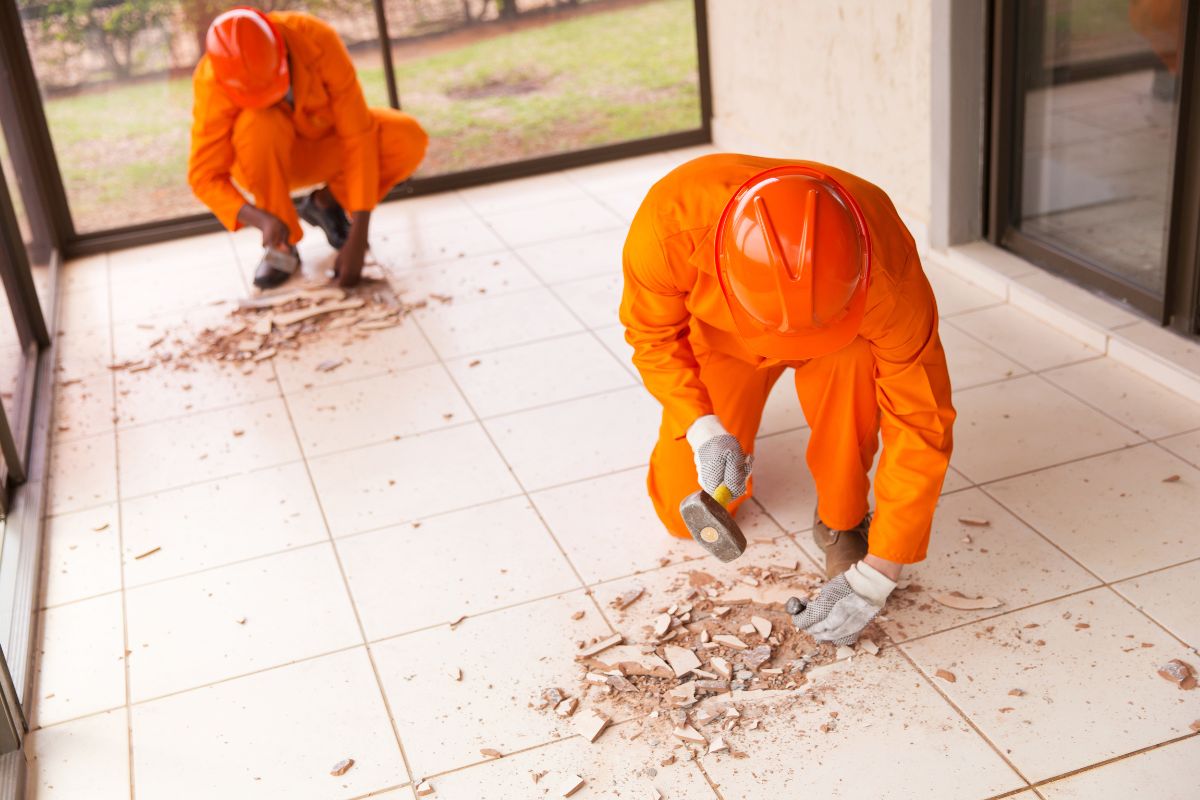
{"left": 187, "top": 63, "right": 246, "bottom": 231}
{"left": 311, "top": 21, "right": 379, "bottom": 212}
{"left": 618, "top": 215, "right": 714, "bottom": 439}
{"left": 865, "top": 252, "right": 956, "bottom": 564}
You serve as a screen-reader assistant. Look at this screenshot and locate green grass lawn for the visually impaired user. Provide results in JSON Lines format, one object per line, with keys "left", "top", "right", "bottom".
{"left": 39, "top": 0, "right": 699, "bottom": 233}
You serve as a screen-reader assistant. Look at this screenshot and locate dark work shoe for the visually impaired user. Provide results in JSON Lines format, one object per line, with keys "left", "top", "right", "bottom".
{"left": 811, "top": 506, "right": 871, "bottom": 580}
{"left": 299, "top": 189, "right": 351, "bottom": 250}
{"left": 253, "top": 246, "right": 300, "bottom": 289}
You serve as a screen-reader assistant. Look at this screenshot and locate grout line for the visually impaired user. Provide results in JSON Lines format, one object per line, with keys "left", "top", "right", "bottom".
{"left": 270, "top": 359, "right": 419, "bottom": 789}
{"left": 891, "top": 644, "right": 1038, "bottom": 792}
{"left": 1025, "top": 731, "right": 1200, "bottom": 791}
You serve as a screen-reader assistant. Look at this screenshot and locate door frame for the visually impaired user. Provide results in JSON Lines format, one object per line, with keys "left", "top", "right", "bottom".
{"left": 986, "top": 0, "right": 1200, "bottom": 334}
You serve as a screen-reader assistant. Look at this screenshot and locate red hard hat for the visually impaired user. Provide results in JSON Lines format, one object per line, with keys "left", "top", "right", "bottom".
{"left": 205, "top": 7, "right": 289, "bottom": 109}
{"left": 715, "top": 166, "right": 871, "bottom": 360}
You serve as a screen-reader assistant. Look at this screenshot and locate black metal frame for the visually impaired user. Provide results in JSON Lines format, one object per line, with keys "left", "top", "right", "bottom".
{"left": 987, "top": 0, "right": 1200, "bottom": 333}
{"left": 3, "top": 0, "right": 712, "bottom": 259}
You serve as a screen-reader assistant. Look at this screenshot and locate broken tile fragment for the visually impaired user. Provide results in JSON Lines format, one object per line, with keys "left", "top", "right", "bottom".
{"left": 479, "top": 748, "right": 503, "bottom": 759}
{"left": 329, "top": 758, "right": 354, "bottom": 776}
{"left": 750, "top": 615, "right": 772, "bottom": 639}
{"left": 858, "top": 638, "right": 880, "bottom": 656}
{"left": 930, "top": 591, "right": 1003, "bottom": 611}
{"left": 835, "top": 645, "right": 855, "bottom": 661}
{"left": 1157, "top": 659, "right": 1197, "bottom": 690}
{"left": 666, "top": 682, "right": 697, "bottom": 707}
{"left": 554, "top": 697, "right": 578, "bottom": 718}
{"left": 577, "top": 633, "right": 623, "bottom": 658}
{"left": 712, "top": 634, "right": 748, "bottom": 650}
{"left": 707, "top": 735, "right": 729, "bottom": 754}
{"left": 710, "top": 657, "right": 732, "bottom": 679}
{"left": 611, "top": 586, "right": 644, "bottom": 610}
{"left": 415, "top": 780, "right": 435, "bottom": 796}
{"left": 582, "top": 645, "right": 672, "bottom": 678}
{"left": 935, "top": 669, "right": 957, "bottom": 683}
{"left": 575, "top": 709, "right": 610, "bottom": 742}
{"left": 957, "top": 517, "right": 991, "bottom": 527}
{"left": 653, "top": 613, "right": 672, "bottom": 637}
{"left": 556, "top": 774, "right": 585, "bottom": 797}
{"left": 664, "top": 645, "right": 702, "bottom": 677}
{"left": 672, "top": 724, "right": 706, "bottom": 744}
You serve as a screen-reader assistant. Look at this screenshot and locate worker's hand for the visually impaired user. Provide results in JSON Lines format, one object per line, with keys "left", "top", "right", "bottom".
{"left": 686, "top": 414, "right": 752, "bottom": 503}
{"left": 789, "top": 560, "right": 897, "bottom": 646}
{"left": 237, "top": 204, "right": 290, "bottom": 250}
{"left": 334, "top": 210, "right": 370, "bottom": 288}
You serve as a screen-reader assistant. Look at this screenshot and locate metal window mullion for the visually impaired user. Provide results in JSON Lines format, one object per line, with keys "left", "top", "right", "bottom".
{"left": 0, "top": 162, "right": 48, "bottom": 350}
{"left": 372, "top": 0, "right": 401, "bottom": 109}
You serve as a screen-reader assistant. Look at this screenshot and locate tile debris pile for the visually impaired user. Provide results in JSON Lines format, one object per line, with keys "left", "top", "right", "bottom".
{"left": 534, "top": 562, "right": 886, "bottom": 770}
{"left": 105, "top": 274, "right": 440, "bottom": 375}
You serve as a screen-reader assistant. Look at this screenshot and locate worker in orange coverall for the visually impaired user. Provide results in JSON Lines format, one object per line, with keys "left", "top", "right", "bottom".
{"left": 188, "top": 7, "right": 427, "bottom": 289}
{"left": 619, "top": 154, "right": 956, "bottom": 645}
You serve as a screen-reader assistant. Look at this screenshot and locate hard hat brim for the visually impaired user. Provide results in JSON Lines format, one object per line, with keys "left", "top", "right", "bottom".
{"left": 726, "top": 274, "right": 868, "bottom": 361}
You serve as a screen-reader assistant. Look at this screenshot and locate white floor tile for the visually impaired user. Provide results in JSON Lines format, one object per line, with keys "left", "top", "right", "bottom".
{"left": 551, "top": 273, "right": 622, "bottom": 329}
{"left": 415, "top": 286, "right": 583, "bottom": 359}
{"left": 926, "top": 263, "right": 1004, "bottom": 317}
{"left": 126, "top": 544, "right": 360, "bottom": 701}
{"left": 41, "top": 505, "right": 122, "bottom": 608}
{"left": 484, "top": 386, "right": 659, "bottom": 490}
{"left": 371, "top": 214, "right": 505, "bottom": 269}
{"left": 121, "top": 461, "right": 326, "bottom": 586}
{"left": 751, "top": 428, "right": 818, "bottom": 533}
{"left": 57, "top": 285, "right": 110, "bottom": 332}
{"left": 131, "top": 649, "right": 406, "bottom": 799}
{"left": 532, "top": 467, "right": 785, "bottom": 585}
{"left": 115, "top": 358, "right": 281, "bottom": 428}
{"left": 387, "top": 251, "right": 541, "bottom": 302}
{"left": 54, "top": 324, "right": 113, "bottom": 382}
{"left": 308, "top": 423, "right": 520, "bottom": 537}
{"left": 1157, "top": 428, "right": 1200, "bottom": 466}
{"left": 117, "top": 397, "right": 301, "bottom": 498}
{"left": 828, "top": 489, "right": 1098, "bottom": 642}
{"left": 25, "top": 709, "right": 129, "bottom": 800}
{"left": 514, "top": 228, "right": 625, "bottom": 285}
{"left": 32, "top": 593, "right": 125, "bottom": 727}
{"left": 902, "top": 589, "right": 1200, "bottom": 782}
{"left": 52, "top": 372, "right": 114, "bottom": 443}
{"left": 947, "top": 305, "right": 1100, "bottom": 371}
{"left": 271, "top": 319, "right": 437, "bottom": 394}
{"left": 459, "top": 172, "right": 587, "bottom": 216}
{"left": 58, "top": 254, "right": 108, "bottom": 293}
{"left": 940, "top": 324, "right": 1028, "bottom": 389}
{"left": 423, "top": 722, "right": 715, "bottom": 799}
{"left": 700, "top": 648, "right": 1023, "bottom": 800}
{"left": 47, "top": 433, "right": 117, "bottom": 516}
{"left": 987, "top": 443, "right": 1200, "bottom": 581}
{"left": 371, "top": 591, "right": 611, "bottom": 777}
{"left": 371, "top": 192, "right": 476, "bottom": 233}
{"left": 482, "top": 196, "right": 623, "bottom": 248}
{"left": 1113, "top": 560, "right": 1200, "bottom": 648}
{"left": 1043, "top": 357, "right": 1200, "bottom": 439}
{"left": 592, "top": 324, "right": 639, "bottom": 382}
{"left": 1038, "top": 737, "right": 1200, "bottom": 799}
{"left": 109, "top": 267, "right": 244, "bottom": 325}
{"left": 288, "top": 365, "right": 470, "bottom": 457}
{"left": 951, "top": 375, "right": 1142, "bottom": 484}
{"left": 339, "top": 497, "right": 578, "bottom": 640}
{"left": 758, "top": 367, "right": 806, "bottom": 436}
{"left": 445, "top": 332, "right": 633, "bottom": 418}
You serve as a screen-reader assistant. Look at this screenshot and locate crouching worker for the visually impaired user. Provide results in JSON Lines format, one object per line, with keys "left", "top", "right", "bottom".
{"left": 188, "top": 7, "right": 427, "bottom": 288}
{"left": 619, "top": 154, "right": 956, "bottom": 646}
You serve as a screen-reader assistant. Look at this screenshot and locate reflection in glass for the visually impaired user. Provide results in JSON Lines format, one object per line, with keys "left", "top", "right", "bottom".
{"left": 1019, "top": 0, "right": 1182, "bottom": 294}
{"left": 18, "top": 0, "right": 387, "bottom": 234}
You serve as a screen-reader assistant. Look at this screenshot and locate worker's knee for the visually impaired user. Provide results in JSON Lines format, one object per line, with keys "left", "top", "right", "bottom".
{"left": 375, "top": 110, "right": 428, "bottom": 182}
{"left": 826, "top": 335, "right": 873, "bottom": 374}
{"left": 231, "top": 106, "right": 295, "bottom": 173}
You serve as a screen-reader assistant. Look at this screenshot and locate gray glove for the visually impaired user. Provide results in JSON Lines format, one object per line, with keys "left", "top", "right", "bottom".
{"left": 789, "top": 561, "right": 897, "bottom": 646}
{"left": 686, "top": 415, "right": 752, "bottom": 502}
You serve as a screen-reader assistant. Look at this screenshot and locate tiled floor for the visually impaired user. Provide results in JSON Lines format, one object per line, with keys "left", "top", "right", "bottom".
{"left": 31, "top": 147, "right": 1200, "bottom": 799}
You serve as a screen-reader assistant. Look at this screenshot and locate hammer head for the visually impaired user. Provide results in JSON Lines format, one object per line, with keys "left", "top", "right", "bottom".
{"left": 679, "top": 490, "right": 747, "bottom": 563}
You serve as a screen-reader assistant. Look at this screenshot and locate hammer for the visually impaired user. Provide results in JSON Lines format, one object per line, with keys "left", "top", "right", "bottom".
{"left": 679, "top": 484, "right": 747, "bottom": 562}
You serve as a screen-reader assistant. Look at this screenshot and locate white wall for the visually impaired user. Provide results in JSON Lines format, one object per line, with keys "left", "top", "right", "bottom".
{"left": 706, "top": 0, "right": 933, "bottom": 224}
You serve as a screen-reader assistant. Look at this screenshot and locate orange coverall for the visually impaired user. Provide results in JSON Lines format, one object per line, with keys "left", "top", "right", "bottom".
{"left": 188, "top": 12, "right": 427, "bottom": 244}
{"left": 619, "top": 154, "right": 955, "bottom": 564}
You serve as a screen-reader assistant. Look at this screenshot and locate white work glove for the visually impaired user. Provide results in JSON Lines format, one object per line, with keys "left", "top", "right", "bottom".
{"left": 686, "top": 414, "right": 752, "bottom": 503}
{"left": 789, "top": 560, "right": 896, "bottom": 646}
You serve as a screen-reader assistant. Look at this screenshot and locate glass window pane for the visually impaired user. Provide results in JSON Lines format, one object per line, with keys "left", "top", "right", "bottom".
{"left": 18, "top": 2, "right": 388, "bottom": 234}
{"left": 385, "top": 0, "right": 702, "bottom": 175}
{"left": 1018, "top": 0, "right": 1183, "bottom": 294}
{"left": 0, "top": 128, "right": 52, "bottom": 314}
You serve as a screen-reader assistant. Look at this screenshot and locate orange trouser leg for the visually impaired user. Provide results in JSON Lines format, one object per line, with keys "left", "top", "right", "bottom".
{"left": 647, "top": 346, "right": 787, "bottom": 538}
{"left": 793, "top": 336, "right": 880, "bottom": 531}
{"left": 230, "top": 106, "right": 304, "bottom": 245}
{"left": 325, "top": 109, "right": 429, "bottom": 207}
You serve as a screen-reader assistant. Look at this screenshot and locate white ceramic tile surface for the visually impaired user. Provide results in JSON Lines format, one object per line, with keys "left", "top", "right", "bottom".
{"left": 125, "top": 543, "right": 360, "bottom": 701}
{"left": 484, "top": 386, "right": 659, "bottom": 490}
{"left": 1043, "top": 357, "right": 1200, "bottom": 439}
{"left": 41, "top": 505, "right": 122, "bottom": 608}
{"left": 32, "top": 593, "right": 125, "bottom": 727}
{"left": 445, "top": 332, "right": 632, "bottom": 418}
{"left": 947, "top": 304, "right": 1100, "bottom": 371}
{"left": 131, "top": 648, "right": 406, "bottom": 799}
{"left": 47, "top": 432, "right": 117, "bottom": 515}
{"left": 902, "top": 589, "right": 1200, "bottom": 782}
{"left": 551, "top": 273, "right": 623, "bottom": 328}
{"left": 513, "top": 227, "right": 626, "bottom": 285}
{"left": 951, "top": 375, "right": 1142, "bottom": 484}
{"left": 987, "top": 444, "right": 1200, "bottom": 581}
{"left": 338, "top": 497, "right": 579, "bottom": 639}
{"left": 24, "top": 710, "right": 129, "bottom": 800}
{"left": 1113, "top": 559, "right": 1200, "bottom": 648}
{"left": 415, "top": 286, "right": 583, "bottom": 359}
{"left": 1038, "top": 736, "right": 1200, "bottom": 799}
{"left": 308, "top": 423, "right": 520, "bottom": 537}
{"left": 271, "top": 319, "right": 437, "bottom": 394}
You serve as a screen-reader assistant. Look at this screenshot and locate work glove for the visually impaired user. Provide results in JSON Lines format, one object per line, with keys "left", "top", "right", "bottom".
{"left": 788, "top": 560, "right": 897, "bottom": 646}
{"left": 686, "top": 414, "right": 752, "bottom": 504}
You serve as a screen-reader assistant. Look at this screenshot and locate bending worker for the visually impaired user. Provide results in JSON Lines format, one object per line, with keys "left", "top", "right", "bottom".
{"left": 188, "top": 7, "right": 427, "bottom": 288}
{"left": 620, "top": 154, "right": 955, "bottom": 646}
